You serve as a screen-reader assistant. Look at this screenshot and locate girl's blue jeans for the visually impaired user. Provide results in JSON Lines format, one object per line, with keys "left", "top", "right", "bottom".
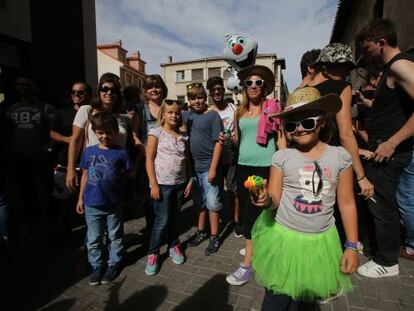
{"left": 148, "top": 183, "right": 184, "bottom": 254}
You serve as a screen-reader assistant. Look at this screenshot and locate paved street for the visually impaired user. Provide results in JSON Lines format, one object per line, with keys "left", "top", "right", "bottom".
{"left": 1, "top": 202, "right": 414, "bottom": 311}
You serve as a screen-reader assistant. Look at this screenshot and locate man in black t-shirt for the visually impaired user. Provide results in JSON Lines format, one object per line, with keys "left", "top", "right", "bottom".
{"left": 356, "top": 19, "right": 414, "bottom": 277}
{"left": 49, "top": 81, "right": 91, "bottom": 236}
{"left": 5, "top": 76, "right": 56, "bottom": 236}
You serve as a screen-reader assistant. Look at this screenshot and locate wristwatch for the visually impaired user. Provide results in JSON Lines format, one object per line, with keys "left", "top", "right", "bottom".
{"left": 344, "top": 241, "right": 363, "bottom": 251}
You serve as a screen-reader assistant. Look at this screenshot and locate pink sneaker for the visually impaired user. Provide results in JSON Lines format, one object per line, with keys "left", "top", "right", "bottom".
{"left": 145, "top": 254, "right": 159, "bottom": 276}
{"left": 169, "top": 245, "right": 185, "bottom": 265}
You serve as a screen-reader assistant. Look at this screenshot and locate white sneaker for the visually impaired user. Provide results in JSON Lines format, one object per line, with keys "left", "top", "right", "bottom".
{"left": 357, "top": 260, "right": 399, "bottom": 278}
{"left": 239, "top": 248, "right": 246, "bottom": 256}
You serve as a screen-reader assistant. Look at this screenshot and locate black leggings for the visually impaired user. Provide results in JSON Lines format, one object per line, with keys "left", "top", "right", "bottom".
{"left": 236, "top": 165, "right": 270, "bottom": 239}
{"left": 261, "top": 289, "right": 319, "bottom": 311}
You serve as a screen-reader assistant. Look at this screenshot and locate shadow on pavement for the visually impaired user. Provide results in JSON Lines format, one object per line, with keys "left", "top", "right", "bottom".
{"left": 40, "top": 298, "right": 77, "bottom": 311}
{"left": 173, "top": 274, "right": 232, "bottom": 311}
{"left": 105, "top": 279, "right": 168, "bottom": 310}
{"left": 0, "top": 227, "right": 88, "bottom": 310}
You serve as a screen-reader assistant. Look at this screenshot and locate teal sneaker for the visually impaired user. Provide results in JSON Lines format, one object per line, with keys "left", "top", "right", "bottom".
{"left": 169, "top": 245, "right": 185, "bottom": 265}
{"left": 145, "top": 254, "right": 159, "bottom": 276}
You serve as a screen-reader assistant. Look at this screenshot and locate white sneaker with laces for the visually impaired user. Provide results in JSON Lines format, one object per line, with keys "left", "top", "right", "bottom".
{"left": 357, "top": 260, "right": 399, "bottom": 278}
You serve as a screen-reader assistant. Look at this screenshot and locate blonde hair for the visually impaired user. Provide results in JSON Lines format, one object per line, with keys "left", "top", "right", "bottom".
{"left": 186, "top": 83, "right": 207, "bottom": 99}
{"left": 157, "top": 100, "right": 183, "bottom": 128}
{"left": 236, "top": 87, "right": 266, "bottom": 120}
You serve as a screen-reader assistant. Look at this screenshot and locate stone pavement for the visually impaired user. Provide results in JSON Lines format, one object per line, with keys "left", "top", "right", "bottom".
{"left": 2, "top": 202, "right": 414, "bottom": 311}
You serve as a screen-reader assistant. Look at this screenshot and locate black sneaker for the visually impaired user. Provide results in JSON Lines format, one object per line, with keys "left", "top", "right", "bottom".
{"left": 187, "top": 230, "right": 208, "bottom": 247}
{"left": 233, "top": 222, "right": 244, "bottom": 238}
{"left": 101, "top": 265, "right": 119, "bottom": 284}
{"left": 205, "top": 235, "right": 220, "bottom": 256}
{"left": 89, "top": 266, "right": 103, "bottom": 286}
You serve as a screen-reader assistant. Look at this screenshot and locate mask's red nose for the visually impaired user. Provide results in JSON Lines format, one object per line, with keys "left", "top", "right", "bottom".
{"left": 232, "top": 44, "right": 243, "bottom": 55}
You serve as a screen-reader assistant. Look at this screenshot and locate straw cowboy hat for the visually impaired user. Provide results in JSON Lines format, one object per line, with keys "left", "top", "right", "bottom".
{"left": 269, "top": 87, "right": 342, "bottom": 119}
{"left": 237, "top": 65, "right": 275, "bottom": 96}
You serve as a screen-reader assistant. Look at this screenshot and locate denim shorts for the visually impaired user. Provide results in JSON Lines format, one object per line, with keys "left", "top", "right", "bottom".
{"left": 192, "top": 171, "right": 223, "bottom": 212}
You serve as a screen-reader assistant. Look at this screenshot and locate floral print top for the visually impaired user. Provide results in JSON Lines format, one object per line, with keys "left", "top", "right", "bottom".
{"left": 149, "top": 127, "right": 188, "bottom": 185}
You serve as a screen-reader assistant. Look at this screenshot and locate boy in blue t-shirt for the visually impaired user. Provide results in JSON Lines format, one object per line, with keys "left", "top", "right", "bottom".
{"left": 183, "top": 83, "right": 223, "bottom": 255}
{"left": 77, "top": 112, "right": 132, "bottom": 285}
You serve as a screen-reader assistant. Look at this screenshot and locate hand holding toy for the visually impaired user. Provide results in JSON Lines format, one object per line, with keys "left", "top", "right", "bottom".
{"left": 244, "top": 175, "right": 264, "bottom": 198}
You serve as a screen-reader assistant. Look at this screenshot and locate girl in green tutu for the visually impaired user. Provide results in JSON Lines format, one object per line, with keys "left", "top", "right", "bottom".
{"left": 252, "top": 87, "right": 360, "bottom": 310}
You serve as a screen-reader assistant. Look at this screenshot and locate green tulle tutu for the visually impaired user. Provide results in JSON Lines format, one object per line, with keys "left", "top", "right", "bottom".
{"left": 252, "top": 209, "right": 352, "bottom": 301}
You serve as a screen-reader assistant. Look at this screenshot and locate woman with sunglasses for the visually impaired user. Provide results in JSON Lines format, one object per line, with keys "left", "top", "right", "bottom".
{"left": 66, "top": 73, "right": 141, "bottom": 191}
{"left": 252, "top": 87, "right": 359, "bottom": 310}
{"left": 226, "top": 65, "right": 283, "bottom": 286}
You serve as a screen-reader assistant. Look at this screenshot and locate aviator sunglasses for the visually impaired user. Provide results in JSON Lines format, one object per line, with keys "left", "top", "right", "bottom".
{"left": 244, "top": 79, "right": 264, "bottom": 88}
{"left": 100, "top": 86, "right": 118, "bottom": 93}
{"left": 283, "top": 116, "right": 322, "bottom": 134}
{"left": 71, "top": 90, "right": 86, "bottom": 96}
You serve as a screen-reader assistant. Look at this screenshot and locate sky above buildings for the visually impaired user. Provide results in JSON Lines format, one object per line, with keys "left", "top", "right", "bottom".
{"left": 95, "top": 0, "right": 339, "bottom": 90}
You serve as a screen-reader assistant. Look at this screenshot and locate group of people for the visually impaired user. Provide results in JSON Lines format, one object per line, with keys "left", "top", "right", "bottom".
{"left": 1, "top": 18, "right": 414, "bottom": 310}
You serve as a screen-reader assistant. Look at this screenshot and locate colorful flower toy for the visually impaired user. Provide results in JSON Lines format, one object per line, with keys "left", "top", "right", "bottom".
{"left": 244, "top": 175, "right": 264, "bottom": 198}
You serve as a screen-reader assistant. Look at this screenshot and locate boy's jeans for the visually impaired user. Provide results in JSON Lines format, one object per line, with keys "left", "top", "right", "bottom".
{"left": 85, "top": 203, "right": 124, "bottom": 268}
{"left": 192, "top": 171, "right": 223, "bottom": 212}
{"left": 397, "top": 150, "right": 414, "bottom": 251}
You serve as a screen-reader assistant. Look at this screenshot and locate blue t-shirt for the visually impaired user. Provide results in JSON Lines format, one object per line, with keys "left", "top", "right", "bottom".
{"left": 183, "top": 110, "right": 223, "bottom": 173}
{"left": 80, "top": 145, "right": 132, "bottom": 206}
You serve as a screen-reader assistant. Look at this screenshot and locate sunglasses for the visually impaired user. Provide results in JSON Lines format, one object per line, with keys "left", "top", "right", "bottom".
{"left": 186, "top": 83, "right": 203, "bottom": 91}
{"left": 283, "top": 116, "right": 322, "bottom": 134}
{"left": 100, "top": 86, "right": 118, "bottom": 93}
{"left": 146, "top": 83, "right": 162, "bottom": 90}
{"left": 211, "top": 86, "right": 225, "bottom": 92}
{"left": 312, "top": 161, "right": 323, "bottom": 197}
{"left": 245, "top": 79, "right": 264, "bottom": 88}
{"left": 71, "top": 90, "right": 86, "bottom": 96}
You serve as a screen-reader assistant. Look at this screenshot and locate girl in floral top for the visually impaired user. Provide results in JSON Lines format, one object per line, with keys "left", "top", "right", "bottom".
{"left": 145, "top": 100, "right": 193, "bottom": 276}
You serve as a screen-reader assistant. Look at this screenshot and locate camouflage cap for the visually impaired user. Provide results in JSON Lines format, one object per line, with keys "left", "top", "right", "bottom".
{"left": 315, "top": 43, "right": 357, "bottom": 68}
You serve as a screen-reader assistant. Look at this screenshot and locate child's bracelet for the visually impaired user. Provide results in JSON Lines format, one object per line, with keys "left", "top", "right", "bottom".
{"left": 357, "top": 175, "right": 366, "bottom": 182}
{"left": 344, "top": 241, "right": 363, "bottom": 251}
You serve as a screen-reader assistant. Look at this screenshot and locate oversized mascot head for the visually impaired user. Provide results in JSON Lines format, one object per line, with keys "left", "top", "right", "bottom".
{"left": 223, "top": 34, "right": 258, "bottom": 72}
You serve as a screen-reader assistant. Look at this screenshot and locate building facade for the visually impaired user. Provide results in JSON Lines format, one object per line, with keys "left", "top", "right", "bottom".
{"left": 160, "top": 54, "right": 287, "bottom": 104}
{"left": 0, "top": 0, "right": 97, "bottom": 105}
{"left": 97, "top": 40, "right": 146, "bottom": 89}
{"left": 330, "top": 0, "right": 414, "bottom": 88}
